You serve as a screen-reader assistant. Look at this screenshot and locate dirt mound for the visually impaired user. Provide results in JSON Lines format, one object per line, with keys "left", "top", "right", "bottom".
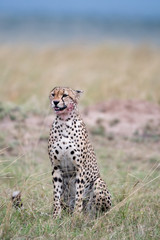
{"left": 83, "top": 100, "right": 160, "bottom": 137}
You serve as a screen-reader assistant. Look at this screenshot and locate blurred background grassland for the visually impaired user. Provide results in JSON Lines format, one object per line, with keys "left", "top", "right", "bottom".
{"left": 0, "top": 44, "right": 160, "bottom": 109}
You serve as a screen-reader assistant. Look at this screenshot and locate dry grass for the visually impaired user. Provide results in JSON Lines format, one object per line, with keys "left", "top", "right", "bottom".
{"left": 0, "top": 44, "right": 160, "bottom": 239}
{"left": 0, "top": 127, "right": 160, "bottom": 239}
{"left": 0, "top": 44, "right": 160, "bottom": 108}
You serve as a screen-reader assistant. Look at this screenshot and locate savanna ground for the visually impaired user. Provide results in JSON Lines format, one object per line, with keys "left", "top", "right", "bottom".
{"left": 0, "top": 44, "right": 160, "bottom": 240}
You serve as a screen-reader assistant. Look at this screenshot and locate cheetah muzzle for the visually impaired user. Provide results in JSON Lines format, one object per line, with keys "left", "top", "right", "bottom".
{"left": 48, "top": 87, "right": 111, "bottom": 218}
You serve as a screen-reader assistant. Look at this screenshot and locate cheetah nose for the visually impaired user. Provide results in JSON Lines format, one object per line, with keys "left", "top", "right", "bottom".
{"left": 53, "top": 101, "right": 59, "bottom": 106}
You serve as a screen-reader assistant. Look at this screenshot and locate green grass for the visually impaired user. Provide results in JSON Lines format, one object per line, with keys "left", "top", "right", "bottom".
{"left": 0, "top": 130, "right": 160, "bottom": 239}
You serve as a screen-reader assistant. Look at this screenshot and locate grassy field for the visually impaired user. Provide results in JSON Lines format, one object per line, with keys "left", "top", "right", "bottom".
{"left": 0, "top": 44, "right": 160, "bottom": 239}
{"left": 0, "top": 44, "right": 160, "bottom": 107}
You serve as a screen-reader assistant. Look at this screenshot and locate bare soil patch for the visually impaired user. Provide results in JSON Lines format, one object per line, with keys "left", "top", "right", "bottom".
{"left": 0, "top": 100, "right": 160, "bottom": 157}
{"left": 84, "top": 100, "right": 160, "bottom": 137}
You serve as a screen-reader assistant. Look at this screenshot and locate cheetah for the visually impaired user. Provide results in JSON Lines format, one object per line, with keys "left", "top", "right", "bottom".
{"left": 48, "top": 87, "right": 111, "bottom": 218}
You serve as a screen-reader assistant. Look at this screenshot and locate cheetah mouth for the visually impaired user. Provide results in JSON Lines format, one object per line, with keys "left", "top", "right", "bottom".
{"left": 54, "top": 106, "right": 67, "bottom": 112}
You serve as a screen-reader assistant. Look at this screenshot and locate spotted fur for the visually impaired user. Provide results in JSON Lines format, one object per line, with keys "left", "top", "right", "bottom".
{"left": 12, "top": 191, "right": 23, "bottom": 209}
{"left": 48, "top": 87, "right": 111, "bottom": 217}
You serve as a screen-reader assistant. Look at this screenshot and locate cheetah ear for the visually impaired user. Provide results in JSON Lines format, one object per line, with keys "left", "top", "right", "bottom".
{"left": 75, "top": 90, "right": 83, "bottom": 100}
{"left": 76, "top": 90, "right": 83, "bottom": 93}
{"left": 76, "top": 90, "right": 83, "bottom": 95}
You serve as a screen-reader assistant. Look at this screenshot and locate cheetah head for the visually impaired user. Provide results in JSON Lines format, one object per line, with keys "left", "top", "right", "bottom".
{"left": 49, "top": 87, "right": 83, "bottom": 115}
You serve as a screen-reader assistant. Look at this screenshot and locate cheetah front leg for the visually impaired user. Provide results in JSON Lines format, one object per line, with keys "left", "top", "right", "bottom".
{"left": 74, "top": 168, "right": 85, "bottom": 214}
{"left": 52, "top": 166, "right": 63, "bottom": 218}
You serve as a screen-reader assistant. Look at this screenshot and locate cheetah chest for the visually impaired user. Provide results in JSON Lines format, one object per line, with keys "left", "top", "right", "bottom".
{"left": 54, "top": 125, "right": 77, "bottom": 175}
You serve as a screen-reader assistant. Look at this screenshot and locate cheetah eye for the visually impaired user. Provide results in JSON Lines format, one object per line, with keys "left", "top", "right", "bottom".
{"left": 63, "top": 94, "right": 68, "bottom": 97}
{"left": 51, "top": 93, "right": 55, "bottom": 97}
